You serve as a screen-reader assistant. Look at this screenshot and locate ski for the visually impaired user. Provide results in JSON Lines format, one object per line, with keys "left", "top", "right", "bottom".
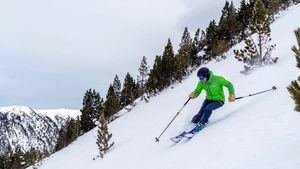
{"left": 184, "top": 123, "right": 205, "bottom": 139}
{"left": 170, "top": 131, "right": 186, "bottom": 143}
{"left": 170, "top": 123, "right": 205, "bottom": 143}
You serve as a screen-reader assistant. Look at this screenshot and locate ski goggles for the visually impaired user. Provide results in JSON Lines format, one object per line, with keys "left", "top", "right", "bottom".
{"left": 198, "top": 75, "right": 205, "bottom": 80}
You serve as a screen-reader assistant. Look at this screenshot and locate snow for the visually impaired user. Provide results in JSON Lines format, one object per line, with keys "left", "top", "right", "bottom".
{"left": 29, "top": 4, "right": 300, "bottom": 169}
{"left": 0, "top": 106, "right": 80, "bottom": 119}
{"left": 36, "top": 108, "right": 81, "bottom": 121}
{"left": 0, "top": 106, "right": 35, "bottom": 116}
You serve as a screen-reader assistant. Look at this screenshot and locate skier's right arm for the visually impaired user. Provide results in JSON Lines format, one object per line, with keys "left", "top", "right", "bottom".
{"left": 190, "top": 82, "right": 203, "bottom": 99}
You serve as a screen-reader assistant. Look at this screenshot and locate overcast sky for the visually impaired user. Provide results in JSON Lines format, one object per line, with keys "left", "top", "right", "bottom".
{"left": 0, "top": 0, "right": 240, "bottom": 109}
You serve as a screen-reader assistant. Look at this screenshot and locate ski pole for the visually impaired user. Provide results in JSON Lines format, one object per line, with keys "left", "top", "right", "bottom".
{"left": 155, "top": 97, "right": 191, "bottom": 142}
{"left": 236, "top": 86, "right": 277, "bottom": 100}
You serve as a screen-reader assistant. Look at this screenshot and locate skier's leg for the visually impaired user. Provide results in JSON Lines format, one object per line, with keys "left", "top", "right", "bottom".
{"left": 191, "top": 100, "right": 210, "bottom": 124}
{"left": 200, "top": 101, "right": 224, "bottom": 124}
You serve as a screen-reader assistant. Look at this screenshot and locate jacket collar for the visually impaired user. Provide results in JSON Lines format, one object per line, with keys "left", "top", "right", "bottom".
{"left": 206, "top": 71, "right": 214, "bottom": 84}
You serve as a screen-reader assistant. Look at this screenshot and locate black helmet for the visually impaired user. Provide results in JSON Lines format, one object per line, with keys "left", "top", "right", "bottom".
{"left": 197, "top": 67, "right": 210, "bottom": 80}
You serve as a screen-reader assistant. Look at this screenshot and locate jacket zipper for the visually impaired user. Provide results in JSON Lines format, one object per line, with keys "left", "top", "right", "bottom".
{"left": 208, "top": 83, "right": 212, "bottom": 99}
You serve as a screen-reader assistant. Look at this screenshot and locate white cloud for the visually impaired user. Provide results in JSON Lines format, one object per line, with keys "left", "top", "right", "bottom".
{"left": 0, "top": 0, "right": 240, "bottom": 108}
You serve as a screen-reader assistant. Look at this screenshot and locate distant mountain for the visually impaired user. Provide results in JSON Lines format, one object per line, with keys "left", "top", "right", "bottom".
{"left": 0, "top": 106, "right": 80, "bottom": 154}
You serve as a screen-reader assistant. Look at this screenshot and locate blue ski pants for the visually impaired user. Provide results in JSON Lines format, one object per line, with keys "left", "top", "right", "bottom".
{"left": 191, "top": 99, "right": 224, "bottom": 124}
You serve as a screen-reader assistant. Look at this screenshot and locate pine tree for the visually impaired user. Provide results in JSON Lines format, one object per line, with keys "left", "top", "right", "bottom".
{"left": 191, "top": 28, "right": 201, "bottom": 62}
{"left": 120, "top": 73, "right": 136, "bottom": 107}
{"left": 0, "top": 145, "right": 15, "bottom": 168}
{"left": 287, "top": 28, "right": 300, "bottom": 112}
{"left": 145, "top": 70, "right": 156, "bottom": 95}
{"left": 174, "top": 54, "right": 184, "bottom": 81}
{"left": 161, "top": 39, "right": 176, "bottom": 87}
{"left": 133, "top": 80, "right": 140, "bottom": 101}
{"left": 175, "top": 27, "right": 193, "bottom": 80}
{"left": 92, "top": 89, "right": 103, "bottom": 123}
{"left": 219, "top": 0, "right": 230, "bottom": 36}
{"left": 268, "top": 0, "right": 281, "bottom": 22}
{"left": 96, "top": 114, "right": 114, "bottom": 158}
{"left": 174, "top": 52, "right": 191, "bottom": 81}
{"left": 181, "top": 27, "right": 192, "bottom": 45}
{"left": 55, "top": 119, "right": 80, "bottom": 151}
{"left": 112, "top": 75, "right": 122, "bottom": 103}
{"left": 204, "top": 20, "right": 220, "bottom": 60}
{"left": 194, "top": 29, "right": 206, "bottom": 65}
{"left": 213, "top": 39, "right": 228, "bottom": 60}
{"left": 234, "top": 0, "right": 277, "bottom": 72}
{"left": 28, "top": 148, "right": 40, "bottom": 167}
{"left": 6, "top": 146, "right": 24, "bottom": 169}
{"left": 80, "top": 89, "right": 95, "bottom": 133}
{"left": 247, "top": 0, "right": 258, "bottom": 24}
{"left": 219, "top": 1, "right": 241, "bottom": 47}
{"left": 4, "top": 145, "right": 13, "bottom": 169}
{"left": 66, "top": 119, "right": 78, "bottom": 144}
{"left": 0, "top": 155, "right": 7, "bottom": 169}
{"left": 238, "top": 0, "right": 252, "bottom": 40}
{"left": 55, "top": 125, "right": 67, "bottom": 151}
{"left": 180, "top": 27, "right": 193, "bottom": 54}
{"left": 145, "top": 56, "right": 160, "bottom": 95}
{"left": 191, "top": 28, "right": 205, "bottom": 66}
{"left": 23, "top": 149, "right": 35, "bottom": 167}
{"left": 79, "top": 89, "right": 102, "bottom": 133}
{"left": 153, "top": 55, "right": 163, "bottom": 91}
{"left": 76, "top": 116, "right": 81, "bottom": 137}
{"left": 104, "top": 85, "right": 120, "bottom": 120}
{"left": 15, "top": 147, "right": 25, "bottom": 169}
{"left": 138, "top": 56, "right": 149, "bottom": 101}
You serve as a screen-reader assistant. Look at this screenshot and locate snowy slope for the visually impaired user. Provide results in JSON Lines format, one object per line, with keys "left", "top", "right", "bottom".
{"left": 0, "top": 106, "right": 80, "bottom": 153}
{"left": 32, "top": 4, "right": 300, "bottom": 169}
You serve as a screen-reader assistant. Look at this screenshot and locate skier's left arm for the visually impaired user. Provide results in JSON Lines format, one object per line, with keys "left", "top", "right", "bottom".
{"left": 220, "top": 77, "right": 235, "bottom": 102}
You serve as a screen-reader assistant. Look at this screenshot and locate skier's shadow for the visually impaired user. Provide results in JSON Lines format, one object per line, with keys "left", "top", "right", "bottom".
{"left": 208, "top": 94, "right": 267, "bottom": 127}
{"left": 207, "top": 106, "right": 244, "bottom": 127}
{"left": 211, "top": 85, "right": 277, "bottom": 125}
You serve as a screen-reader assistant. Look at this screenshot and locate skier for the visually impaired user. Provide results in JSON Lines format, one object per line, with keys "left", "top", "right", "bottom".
{"left": 185, "top": 67, "right": 235, "bottom": 137}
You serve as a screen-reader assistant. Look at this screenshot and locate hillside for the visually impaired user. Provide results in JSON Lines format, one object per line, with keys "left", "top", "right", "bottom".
{"left": 0, "top": 106, "right": 80, "bottom": 153}
{"left": 30, "top": 4, "right": 300, "bottom": 169}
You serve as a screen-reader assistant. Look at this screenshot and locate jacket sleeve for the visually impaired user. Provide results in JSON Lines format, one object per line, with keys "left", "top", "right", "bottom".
{"left": 194, "top": 81, "right": 203, "bottom": 97}
{"left": 220, "top": 77, "right": 235, "bottom": 95}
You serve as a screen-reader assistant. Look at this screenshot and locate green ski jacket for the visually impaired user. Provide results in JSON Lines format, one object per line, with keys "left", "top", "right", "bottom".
{"left": 194, "top": 71, "right": 235, "bottom": 102}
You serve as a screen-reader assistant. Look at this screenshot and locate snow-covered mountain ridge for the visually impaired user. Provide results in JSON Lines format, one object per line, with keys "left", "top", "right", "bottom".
{"left": 0, "top": 106, "right": 80, "bottom": 154}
